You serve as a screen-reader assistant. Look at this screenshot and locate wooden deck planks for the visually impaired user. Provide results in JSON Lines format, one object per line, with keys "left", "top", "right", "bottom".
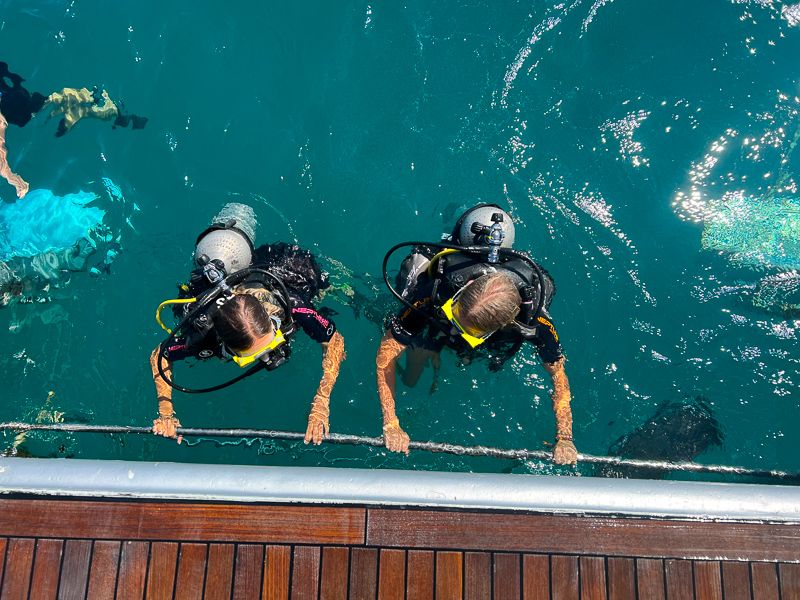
{"left": 233, "top": 543, "right": 265, "bottom": 600}
{"left": 377, "top": 549, "right": 405, "bottom": 600}
{"left": 348, "top": 548, "right": 378, "bottom": 600}
{"left": 751, "top": 562, "right": 780, "bottom": 599}
{"left": 320, "top": 546, "right": 349, "bottom": 600}
{"left": 366, "top": 508, "right": 800, "bottom": 562}
{"left": 781, "top": 563, "right": 800, "bottom": 600}
{"left": 85, "top": 540, "right": 120, "bottom": 600}
{"left": 204, "top": 543, "right": 235, "bottom": 600}
{"left": 146, "top": 541, "right": 179, "bottom": 600}
{"left": 29, "top": 538, "right": 63, "bottom": 600}
{"left": 2, "top": 538, "right": 35, "bottom": 600}
{"left": 435, "top": 551, "right": 463, "bottom": 600}
{"left": 493, "top": 553, "right": 520, "bottom": 600}
{"left": 579, "top": 556, "right": 607, "bottom": 600}
{"left": 721, "top": 561, "right": 752, "bottom": 600}
{"left": 291, "top": 545, "right": 320, "bottom": 600}
{"left": 551, "top": 555, "right": 579, "bottom": 600}
{"left": 60, "top": 540, "right": 93, "bottom": 600}
{"left": 664, "top": 559, "right": 694, "bottom": 600}
{"left": 406, "top": 550, "right": 434, "bottom": 600}
{"left": 116, "top": 541, "right": 149, "bottom": 600}
{"left": 0, "top": 499, "right": 365, "bottom": 546}
{"left": 522, "top": 554, "right": 550, "bottom": 600}
{"left": 174, "top": 543, "right": 208, "bottom": 600}
{"left": 263, "top": 544, "right": 291, "bottom": 600}
{"left": 0, "top": 499, "right": 796, "bottom": 599}
{"left": 693, "top": 561, "right": 723, "bottom": 600}
{"left": 636, "top": 559, "right": 665, "bottom": 600}
{"left": 464, "top": 552, "right": 491, "bottom": 600}
{"left": 607, "top": 557, "right": 635, "bottom": 600}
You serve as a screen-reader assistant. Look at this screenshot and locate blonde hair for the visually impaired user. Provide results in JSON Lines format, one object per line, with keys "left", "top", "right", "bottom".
{"left": 456, "top": 273, "right": 521, "bottom": 332}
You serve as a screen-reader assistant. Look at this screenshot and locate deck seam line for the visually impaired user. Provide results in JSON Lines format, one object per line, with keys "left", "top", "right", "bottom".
{"left": 82, "top": 539, "right": 95, "bottom": 600}
{"left": 288, "top": 543, "right": 295, "bottom": 595}
{"left": 199, "top": 542, "right": 210, "bottom": 597}
{"left": 346, "top": 545, "right": 352, "bottom": 598}
{"left": 25, "top": 537, "right": 38, "bottom": 600}
{"left": 0, "top": 537, "right": 9, "bottom": 595}
{"left": 140, "top": 540, "right": 153, "bottom": 600}
{"left": 113, "top": 539, "right": 124, "bottom": 599}
{"left": 229, "top": 542, "right": 238, "bottom": 600}
{"left": 374, "top": 547, "right": 381, "bottom": 600}
{"left": 168, "top": 542, "right": 179, "bottom": 600}
{"left": 53, "top": 538, "right": 67, "bottom": 600}
{"left": 259, "top": 543, "right": 267, "bottom": 600}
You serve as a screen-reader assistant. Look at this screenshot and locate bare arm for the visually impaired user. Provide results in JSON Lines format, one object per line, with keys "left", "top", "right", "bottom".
{"left": 0, "top": 113, "right": 29, "bottom": 198}
{"left": 304, "top": 331, "right": 346, "bottom": 445}
{"left": 543, "top": 357, "right": 577, "bottom": 464}
{"left": 149, "top": 346, "right": 182, "bottom": 442}
{"left": 376, "top": 333, "right": 411, "bottom": 454}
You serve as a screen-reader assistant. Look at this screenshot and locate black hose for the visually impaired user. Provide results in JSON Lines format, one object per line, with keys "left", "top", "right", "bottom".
{"left": 382, "top": 241, "right": 548, "bottom": 327}
{"left": 2, "top": 422, "right": 797, "bottom": 482}
{"left": 156, "top": 267, "right": 294, "bottom": 394}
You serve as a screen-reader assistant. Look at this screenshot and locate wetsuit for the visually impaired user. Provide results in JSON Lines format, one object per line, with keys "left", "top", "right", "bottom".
{"left": 164, "top": 242, "right": 336, "bottom": 362}
{"left": 387, "top": 249, "right": 563, "bottom": 371}
{"left": 0, "top": 62, "right": 46, "bottom": 127}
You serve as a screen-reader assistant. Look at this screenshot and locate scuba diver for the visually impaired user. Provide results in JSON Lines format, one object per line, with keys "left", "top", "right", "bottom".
{"left": 377, "top": 204, "right": 577, "bottom": 465}
{"left": 0, "top": 183, "right": 129, "bottom": 308}
{"left": 0, "top": 61, "right": 147, "bottom": 199}
{"left": 150, "top": 203, "right": 345, "bottom": 445}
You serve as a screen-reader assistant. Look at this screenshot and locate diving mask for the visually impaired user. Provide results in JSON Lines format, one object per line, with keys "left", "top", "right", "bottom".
{"left": 230, "top": 316, "right": 287, "bottom": 367}
{"left": 440, "top": 292, "right": 495, "bottom": 349}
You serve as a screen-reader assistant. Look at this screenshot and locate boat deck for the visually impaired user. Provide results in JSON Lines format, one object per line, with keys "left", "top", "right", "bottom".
{"left": 0, "top": 497, "right": 798, "bottom": 599}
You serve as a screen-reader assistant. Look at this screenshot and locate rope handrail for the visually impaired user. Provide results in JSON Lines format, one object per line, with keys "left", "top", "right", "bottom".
{"left": 0, "top": 421, "right": 796, "bottom": 482}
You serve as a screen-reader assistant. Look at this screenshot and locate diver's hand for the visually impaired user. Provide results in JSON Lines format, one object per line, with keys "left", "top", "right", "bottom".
{"left": 383, "top": 418, "right": 410, "bottom": 455}
{"left": 553, "top": 439, "right": 578, "bottom": 465}
{"left": 152, "top": 415, "right": 183, "bottom": 444}
{"left": 304, "top": 394, "right": 330, "bottom": 445}
{"left": 15, "top": 180, "right": 28, "bottom": 199}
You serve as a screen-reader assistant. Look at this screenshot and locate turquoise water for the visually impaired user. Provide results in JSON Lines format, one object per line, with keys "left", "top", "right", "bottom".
{"left": 1, "top": 0, "right": 799, "bottom": 479}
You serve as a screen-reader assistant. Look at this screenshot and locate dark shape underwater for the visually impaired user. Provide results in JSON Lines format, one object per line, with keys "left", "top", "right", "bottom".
{"left": 602, "top": 396, "right": 723, "bottom": 479}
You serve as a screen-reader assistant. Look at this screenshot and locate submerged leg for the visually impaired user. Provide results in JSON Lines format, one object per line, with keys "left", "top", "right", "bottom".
{"left": 0, "top": 113, "right": 29, "bottom": 198}
{"left": 401, "top": 348, "right": 438, "bottom": 388}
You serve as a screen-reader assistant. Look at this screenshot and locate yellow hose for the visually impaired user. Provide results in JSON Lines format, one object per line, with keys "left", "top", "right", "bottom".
{"left": 426, "top": 248, "right": 459, "bottom": 276}
{"left": 155, "top": 298, "right": 197, "bottom": 333}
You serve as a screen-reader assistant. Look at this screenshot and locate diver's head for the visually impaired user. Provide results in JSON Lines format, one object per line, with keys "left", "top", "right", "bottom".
{"left": 212, "top": 294, "right": 274, "bottom": 355}
{"left": 194, "top": 203, "right": 258, "bottom": 274}
{"left": 453, "top": 273, "right": 521, "bottom": 336}
{"left": 452, "top": 204, "right": 515, "bottom": 248}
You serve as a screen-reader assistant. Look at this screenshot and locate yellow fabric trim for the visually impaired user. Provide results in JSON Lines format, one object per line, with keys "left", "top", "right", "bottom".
{"left": 537, "top": 316, "right": 558, "bottom": 342}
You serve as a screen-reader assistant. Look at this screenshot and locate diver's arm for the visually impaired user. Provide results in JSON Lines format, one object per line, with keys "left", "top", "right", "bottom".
{"left": 304, "top": 331, "right": 345, "bottom": 445}
{"left": 376, "top": 333, "right": 411, "bottom": 454}
{"left": 0, "top": 112, "right": 29, "bottom": 198}
{"left": 543, "top": 357, "right": 577, "bottom": 465}
{"left": 149, "top": 345, "right": 182, "bottom": 443}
